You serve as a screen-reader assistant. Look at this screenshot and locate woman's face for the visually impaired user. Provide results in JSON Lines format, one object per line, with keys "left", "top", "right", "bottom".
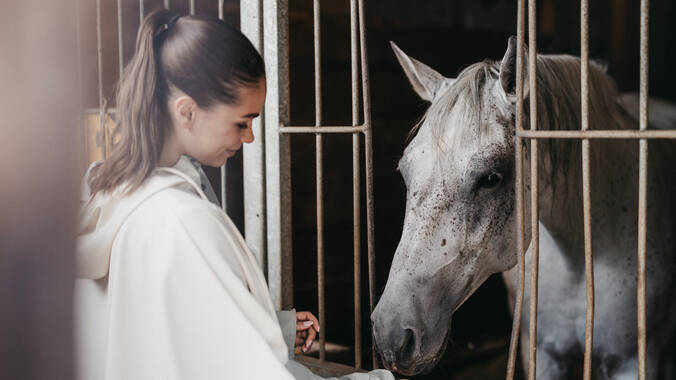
{"left": 185, "top": 78, "right": 266, "bottom": 167}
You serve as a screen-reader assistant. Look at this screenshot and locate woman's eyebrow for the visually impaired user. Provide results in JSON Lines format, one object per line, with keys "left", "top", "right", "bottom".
{"left": 242, "top": 112, "right": 260, "bottom": 118}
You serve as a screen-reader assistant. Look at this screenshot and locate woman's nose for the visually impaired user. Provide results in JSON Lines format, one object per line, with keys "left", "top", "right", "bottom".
{"left": 241, "top": 125, "right": 255, "bottom": 144}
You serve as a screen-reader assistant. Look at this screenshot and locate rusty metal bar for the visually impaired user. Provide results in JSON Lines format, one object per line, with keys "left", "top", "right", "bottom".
{"left": 350, "top": 0, "right": 362, "bottom": 369}
{"left": 580, "top": 1, "right": 595, "bottom": 379}
{"left": 189, "top": 0, "right": 195, "bottom": 15}
{"left": 527, "top": 0, "right": 539, "bottom": 378}
{"left": 96, "top": 0, "right": 106, "bottom": 158}
{"left": 505, "top": 0, "right": 526, "bottom": 378}
{"left": 139, "top": 0, "right": 144, "bottom": 24}
{"left": 518, "top": 129, "right": 676, "bottom": 139}
{"left": 637, "top": 0, "right": 650, "bottom": 378}
{"left": 357, "top": 0, "right": 377, "bottom": 369}
{"left": 280, "top": 125, "right": 365, "bottom": 134}
{"left": 313, "top": 0, "right": 326, "bottom": 363}
{"left": 117, "top": 0, "right": 124, "bottom": 78}
{"left": 218, "top": 0, "right": 224, "bottom": 20}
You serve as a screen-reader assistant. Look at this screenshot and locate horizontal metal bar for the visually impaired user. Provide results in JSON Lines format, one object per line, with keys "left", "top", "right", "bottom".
{"left": 280, "top": 125, "right": 366, "bottom": 134}
{"left": 518, "top": 129, "right": 676, "bottom": 139}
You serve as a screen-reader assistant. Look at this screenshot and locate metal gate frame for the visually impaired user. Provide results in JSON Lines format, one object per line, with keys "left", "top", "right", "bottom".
{"left": 505, "top": 1, "right": 676, "bottom": 380}
{"left": 242, "top": 0, "right": 377, "bottom": 370}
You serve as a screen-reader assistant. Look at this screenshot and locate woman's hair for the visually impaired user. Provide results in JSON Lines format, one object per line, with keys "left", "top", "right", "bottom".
{"left": 88, "top": 9, "right": 265, "bottom": 195}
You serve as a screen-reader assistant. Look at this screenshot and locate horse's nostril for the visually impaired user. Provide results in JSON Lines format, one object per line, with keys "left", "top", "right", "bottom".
{"left": 399, "top": 328, "right": 416, "bottom": 361}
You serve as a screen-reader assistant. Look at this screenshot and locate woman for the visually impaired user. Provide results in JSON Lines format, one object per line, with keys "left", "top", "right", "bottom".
{"left": 74, "top": 9, "right": 392, "bottom": 380}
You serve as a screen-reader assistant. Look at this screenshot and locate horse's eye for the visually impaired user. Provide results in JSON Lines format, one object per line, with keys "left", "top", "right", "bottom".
{"left": 477, "top": 173, "right": 502, "bottom": 189}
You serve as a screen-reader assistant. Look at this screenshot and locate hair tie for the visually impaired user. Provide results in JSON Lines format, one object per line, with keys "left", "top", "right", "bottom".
{"left": 155, "top": 14, "right": 181, "bottom": 37}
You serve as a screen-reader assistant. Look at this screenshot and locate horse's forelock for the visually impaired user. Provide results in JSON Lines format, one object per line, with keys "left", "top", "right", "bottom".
{"left": 407, "top": 60, "right": 502, "bottom": 153}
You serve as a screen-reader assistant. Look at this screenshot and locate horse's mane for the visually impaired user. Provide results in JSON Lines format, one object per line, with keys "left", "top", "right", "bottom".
{"left": 412, "top": 53, "right": 631, "bottom": 183}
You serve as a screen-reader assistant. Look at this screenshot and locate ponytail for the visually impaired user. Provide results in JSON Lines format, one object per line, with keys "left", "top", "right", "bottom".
{"left": 89, "top": 9, "right": 264, "bottom": 195}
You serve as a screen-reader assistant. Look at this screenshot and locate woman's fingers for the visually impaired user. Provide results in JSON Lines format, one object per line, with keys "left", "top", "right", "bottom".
{"left": 296, "top": 311, "right": 320, "bottom": 333}
{"left": 296, "top": 320, "right": 314, "bottom": 331}
{"left": 295, "top": 311, "right": 320, "bottom": 352}
{"left": 303, "top": 328, "right": 316, "bottom": 352}
{"left": 295, "top": 330, "right": 308, "bottom": 347}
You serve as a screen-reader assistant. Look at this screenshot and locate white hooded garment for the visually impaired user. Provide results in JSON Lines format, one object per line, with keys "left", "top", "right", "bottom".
{"left": 74, "top": 156, "right": 393, "bottom": 380}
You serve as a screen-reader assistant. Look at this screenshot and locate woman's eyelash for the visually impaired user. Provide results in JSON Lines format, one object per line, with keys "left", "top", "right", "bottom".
{"left": 237, "top": 122, "right": 247, "bottom": 129}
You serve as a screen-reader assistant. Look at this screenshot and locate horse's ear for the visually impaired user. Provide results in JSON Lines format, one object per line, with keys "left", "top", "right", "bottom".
{"left": 499, "top": 35, "right": 529, "bottom": 100}
{"left": 390, "top": 41, "right": 452, "bottom": 102}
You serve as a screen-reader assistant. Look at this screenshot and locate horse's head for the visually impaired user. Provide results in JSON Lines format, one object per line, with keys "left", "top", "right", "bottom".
{"left": 372, "top": 37, "right": 527, "bottom": 375}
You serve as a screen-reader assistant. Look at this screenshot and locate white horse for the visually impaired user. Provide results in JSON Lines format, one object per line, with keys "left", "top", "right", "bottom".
{"left": 371, "top": 36, "right": 676, "bottom": 379}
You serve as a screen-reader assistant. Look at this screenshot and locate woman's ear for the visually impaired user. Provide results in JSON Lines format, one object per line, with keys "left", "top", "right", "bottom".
{"left": 173, "top": 95, "right": 197, "bottom": 129}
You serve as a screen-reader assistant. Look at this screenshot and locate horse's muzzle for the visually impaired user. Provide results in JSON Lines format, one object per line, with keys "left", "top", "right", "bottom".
{"left": 371, "top": 308, "right": 443, "bottom": 376}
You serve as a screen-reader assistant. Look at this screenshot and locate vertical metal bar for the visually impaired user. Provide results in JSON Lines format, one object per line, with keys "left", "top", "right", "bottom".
{"left": 189, "top": 0, "right": 195, "bottom": 15}
{"left": 220, "top": 0, "right": 228, "bottom": 213}
{"left": 75, "top": 0, "right": 87, "bottom": 169}
{"left": 350, "top": 0, "right": 362, "bottom": 370}
{"left": 527, "top": 0, "right": 539, "bottom": 379}
{"left": 357, "top": 0, "right": 377, "bottom": 369}
{"left": 117, "top": 0, "right": 124, "bottom": 78}
{"left": 139, "top": 0, "right": 144, "bottom": 24}
{"left": 506, "top": 0, "right": 526, "bottom": 378}
{"left": 637, "top": 1, "right": 650, "bottom": 379}
{"left": 263, "top": 0, "right": 293, "bottom": 309}
{"left": 313, "top": 0, "right": 326, "bottom": 363}
{"left": 580, "top": 1, "right": 595, "bottom": 379}
{"left": 96, "top": 0, "right": 106, "bottom": 158}
{"left": 241, "top": 0, "right": 266, "bottom": 269}
{"left": 164, "top": 0, "right": 170, "bottom": 10}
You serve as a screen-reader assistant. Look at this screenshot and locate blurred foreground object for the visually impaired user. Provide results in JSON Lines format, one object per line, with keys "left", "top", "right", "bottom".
{"left": 0, "top": 1, "right": 84, "bottom": 378}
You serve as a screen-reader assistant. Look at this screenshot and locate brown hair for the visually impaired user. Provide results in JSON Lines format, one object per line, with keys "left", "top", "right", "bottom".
{"left": 89, "top": 9, "right": 264, "bottom": 195}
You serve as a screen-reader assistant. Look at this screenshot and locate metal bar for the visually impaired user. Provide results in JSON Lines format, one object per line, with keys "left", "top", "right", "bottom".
{"left": 139, "top": 0, "right": 144, "bottom": 24}
{"left": 96, "top": 0, "right": 106, "bottom": 158}
{"left": 221, "top": 166, "right": 227, "bottom": 212}
{"left": 164, "top": 0, "right": 170, "bottom": 10}
{"left": 580, "top": 1, "right": 595, "bottom": 378}
{"left": 350, "top": 0, "right": 362, "bottom": 369}
{"left": 517, "top": 130, "right": 676, "bottom": 139}
{"left": 280, "top": 125, "right": 366, "bottom": 134}
{"left": 527, "top": 0, "right": 539, "bottom": 378}
{"left": 241, "top": 0, "right": 266, "bottom": 269}
{"left": 117, "top": 0, "right": 124, "bottom": 78}
{"left": 312, "top": 0, "right": 326, "bottom": 363}
{"left": 637, "top": 0, "right": 650, "bottom": 378}
{"left": 263, "top": 0, "right": 293, "bottom": 310}
{"left": 357, "top": 0, "right": 377, "bottom": 369}
{"left": 189, "top": 0, "right": 195, "bottom": 15}
{"left": 75, "top": 0, "right": 87, "bottom": 169}
{"left": 505, "top": 0, "right": 526, "bottom": 378}
{"left": 219, "top": 0, "right": 227, "bottom": 212}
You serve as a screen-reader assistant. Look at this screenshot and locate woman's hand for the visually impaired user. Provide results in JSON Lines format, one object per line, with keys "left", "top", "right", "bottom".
{"left": 295, "top": 311, "right": 320, "bottom": 353}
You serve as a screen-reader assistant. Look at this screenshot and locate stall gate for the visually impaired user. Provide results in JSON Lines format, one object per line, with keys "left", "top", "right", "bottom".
{"left": 506, "top": 1, "right": 676, "bottom": 380}
{"left": 79, "top": 0, "right": 376, "bottom": 374}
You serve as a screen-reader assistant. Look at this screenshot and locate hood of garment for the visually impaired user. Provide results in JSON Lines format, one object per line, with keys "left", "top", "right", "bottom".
{"left": 75, "top": 156, "right": 204, "bottom": 280}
